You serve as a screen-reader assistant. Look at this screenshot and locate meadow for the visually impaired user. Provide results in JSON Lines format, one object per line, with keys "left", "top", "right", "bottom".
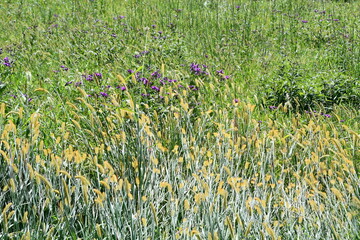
{"left": 0, "top": 0, "right": 359, "bottom": 239}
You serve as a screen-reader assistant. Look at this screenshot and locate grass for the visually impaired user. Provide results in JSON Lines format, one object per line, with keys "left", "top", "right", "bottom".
{"left": 0, "top": 0, "right": 359, "bottom": 239}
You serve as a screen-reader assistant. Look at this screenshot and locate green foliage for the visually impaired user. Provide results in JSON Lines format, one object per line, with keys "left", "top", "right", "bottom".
{"left": 0, "top": 0, "right": 359, "bottom": 239}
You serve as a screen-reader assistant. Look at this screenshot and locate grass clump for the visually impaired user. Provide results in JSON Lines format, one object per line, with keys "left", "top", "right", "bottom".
{"left": 0, "top": 0, "right": 359, "bottom": 239}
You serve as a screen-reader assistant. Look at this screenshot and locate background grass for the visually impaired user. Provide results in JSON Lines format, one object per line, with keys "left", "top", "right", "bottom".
{"left": 0, "top": 0, "right": 359, "bottom": 239}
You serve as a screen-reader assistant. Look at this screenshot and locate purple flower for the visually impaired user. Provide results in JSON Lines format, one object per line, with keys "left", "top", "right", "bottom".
{"left": 235, "top": 6, "right": 240, "bottom": 9}
{"left": 127, "top": 69, "right": 134, "bottom": 74}
{"left": 301, "top": 20, "right": 308, "bottom": 23}
{"left": 151, "top": 86, "right": 160, "bottom": 91}
{"left": 121, "top": 86, "right": 126, "bottom": 91}
{"left": 100, "top": 92, "right": 109, "bottom": 97}
{"left": 3, "top": 57, "right": 11, "bottom": 67}
{"left": 60, "top": 65, "right": 69, "bottom": 71}
{"left": 333, "top": 19, "right": 339, "bottom": 21}
{"left": 151, "top": 71, "right": 162, "bottom": 78}
{"left": 75, "top": 82, "right": 82, "bottom": 86}
{"left": 269, "top": 106, "right": 278, "bottom": 110}
{"left": 216, "top": 69, "right": 224, "bottom": 74}
{"left": 340, "top": 120, "right": 345, "bottom": 122}
{"left": 151, "top": 24, "right": 156, "bottom": 28}
{"left": 223, "top": 75, "right": 230, "bottom": 80}
{"left": 86, "top": 75, "right": 94, "bottom": 81}
{"left": 234, "top": 99, "right": 239, "bottom": 103}
{"left": 111, "top": 33, "right": 117, "bottom": 37}
{"left": 134, "top": 54, "right": 141, "bottom": 58}
{"left": 65, "top": 81, "right": 73, "bottom": 86}
{"left": 94, "top": 72, "right": 102, "bottom": 78}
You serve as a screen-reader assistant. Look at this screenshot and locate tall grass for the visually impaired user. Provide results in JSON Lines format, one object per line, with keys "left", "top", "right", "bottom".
{"left": 0, "top": 0, "right": 359, "bottom": 239}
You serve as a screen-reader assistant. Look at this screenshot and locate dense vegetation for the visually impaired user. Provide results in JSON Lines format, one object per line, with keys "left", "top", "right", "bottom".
{"left": 0, "top": 0, "right": 359, "bottom": 239}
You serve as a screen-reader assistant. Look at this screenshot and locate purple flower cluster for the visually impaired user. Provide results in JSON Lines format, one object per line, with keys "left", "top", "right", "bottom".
{"left": 83, "top": 72, "right": 103, "bottom": 81}
{"left": 134, "top": 50, "right": 150, "bottom": 58}
{"left": 190, "top": 63, "right": 208, "bottom": 76}
{"left": 2, "top": 57, "right": 11, "bottom": 67}
{"left": 305, "top": 110, "right": 332, "bottom": 118}
{"left": 216, "top": 69, "right": 230, "bottom": 79}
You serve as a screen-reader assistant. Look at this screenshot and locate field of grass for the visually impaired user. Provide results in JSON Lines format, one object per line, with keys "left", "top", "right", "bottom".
{"left": 0, "top": 0, "right": 359, "bottom": 239}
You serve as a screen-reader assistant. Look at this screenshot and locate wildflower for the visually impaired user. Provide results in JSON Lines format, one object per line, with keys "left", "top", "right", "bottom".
{"left": 3, "top": 57, "right": 11, "bottom": 67}
{"left": 60, "top": 65, "right": 69, "bottom": 71}
{"left": 121, "top": 86, "right": 126, "bottom": 91}
{"left": 127, "top": 69, "right": 134, "bottom": 74}
{"left": 269, "top": 106, "right": 277, "bottom": 110}
{"left": 234, "top": 99, "right": 239, "bottom": 103}
{"left": 111, "top": 33, "right": 117, "bottom": 37}
{"left": 188, "top": 85, "right": 198, "bottom": 90}
{"left": 151, "top": 86, "right": 160, "bottom": 91}
{"left": 65, "top": 81, "right": 73, "bottom": 86}
{"left": 100, "top": 92, "right": 109, "bottom": 97}
{"left": 151, "top": 71, "right": 161, "bottom": 78}
{"left": 94, "top": 73, "right": 102, "bottom": 79}
{"left": 86, "top": 75, "right": 94, "bottom": 81}
{"left": 333, "top": 19, "right": 339, "bottom": 21}
{"left": 301, "top": 20, "right": 308, "bottom": 23}
{"left": 140, "top": 77, "right": 149, "bottom": 85}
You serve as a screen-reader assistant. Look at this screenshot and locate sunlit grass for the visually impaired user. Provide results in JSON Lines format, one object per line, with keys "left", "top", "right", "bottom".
{"left": 0, "top": 0, "right": 359, "bottom": 239}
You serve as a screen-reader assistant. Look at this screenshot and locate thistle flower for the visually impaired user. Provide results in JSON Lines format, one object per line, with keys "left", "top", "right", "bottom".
{"left": 151, "top": 86, "right": 160, "bottom": 91}
{"left": 100, "top": 92, "right": 109, "bottom": 97}
{"left": 94, "top": 73, "right": 102, "bottom": 79}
